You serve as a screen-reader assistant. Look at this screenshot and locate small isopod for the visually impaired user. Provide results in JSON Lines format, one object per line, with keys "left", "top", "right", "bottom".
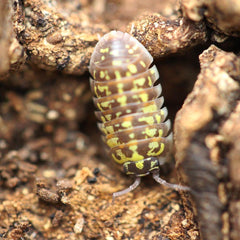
{"left": 89, "top": 31, "right": 189, "bottom": 198}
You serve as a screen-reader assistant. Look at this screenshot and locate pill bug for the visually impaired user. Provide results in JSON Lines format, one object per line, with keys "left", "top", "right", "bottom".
{"left": 89, "top": 31, "right": 189, "bottom": 198}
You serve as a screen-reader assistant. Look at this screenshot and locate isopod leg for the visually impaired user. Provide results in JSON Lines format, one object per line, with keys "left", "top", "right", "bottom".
{"left": 112, "top": 177, "right": 141, "bottom": 202}
{"left": 152, "top": 171, "right": 190, "bottom": 191}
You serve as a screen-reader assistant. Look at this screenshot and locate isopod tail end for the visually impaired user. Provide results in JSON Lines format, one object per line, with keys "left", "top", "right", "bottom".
{"left": 112, "top": 177, "right": 141, "bottom": 203}
{"left": 152, "top": 171, "right": 190, "bottom": 191}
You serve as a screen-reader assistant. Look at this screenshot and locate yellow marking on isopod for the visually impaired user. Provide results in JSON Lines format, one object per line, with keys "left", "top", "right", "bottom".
{"left": 116, "top": 112, "right": 122, "bottom": 118}
{"left": 100, "top": 48, "right": 109, "bottom": 53}
{"left": 94, "top": 86, "right": 97, "bottom": 95}
{"left": 117, "top": 83, "right": 124, "bottom": 93}
{"left": 126, "top": 109, "right": 132, "bottom": 113}
{"left": 93, "top": 70, "right": 96, "bottom": 79}
{"left": 100, "top": 116, "right": 105, "bottom": 122}
{"left": 129, "top": 145, "right": 144, "bottom": 161}
{"left": 105, "top": 125, "right": 114, "bottom": 134}
{"left": 98, "top": 71, "right": 105, "bottom": 80}
{"left": 147, "top": 142, "right": 164, "bottom": 156}
{"left": 128, "top": 64, "right": 138, "bottom": 74}
{"left": 97, "top": 85, "right": 112, "bottom": 96}
{"left": 132, "top": 95, "right": 138, "bottom": 100}
{"left": 138, "top": 93, "right": 149, "bottom": 102}
{"left": 107, "top": 137, "right": 120, "bottom": 148}
{"left": 143, "top": 128, "right": 157, "bottom": 138}
{"left": 115, "top": 123, "right": 120, "bottom": 127}
{"left": 125, "top": 44, "right": 130, "bottom": 48}
{"left": 133, "top": 78, "right": 146, "bottom": 88}
{"left": 150, "top": 159, "right": 158, "bottom": 168}
{"left": 104, "top": 70, "right": 111, "bottom": 80}
{"left": 110, "top": 50, "right": 120, "bottom": 56}
{"left": 112, "top": 60, "right": 122, "bottom": 66}
{"left": 104, "top": 114, "right": 112, "bottom": 121}
{"left": 100, "top": 99, "right": 115, "bottom": 109}
{"left": 150, "top": 69, "right": 155, "bottom": 74}
{"left": 97, "top": 103, "right": 103, "bottom": 111}
{"left": 112, "top": 145, "right": 144, "bottom": 164}
{"left": 136, "top": 160, "right": 144, "bottom": 170}
{"left": 117, "top": 95, "right": 127, "bottom": 106}
{"left": 158, "top": 129, "right": 163, "bottom": 137}
{"left": 155, "top": 113, "right": 162, "bottom": 123}
{"left": 101, "top": 55, "right": 105, "bottom": 61}
{"left": 142, "top": 104, "right": 157, "bottom": 113}
{"left": 129, "top": 133, "right": 135, "bottom": 139}
{"left": 121, "top": 121, "right": 132, "bottom": 128}
{"left": 115, "top": 71, "right": 122, "bottom": 80}
{"left": 128, "top": 49, "right": 134, "bottom": 54}
{"left": 112, "top": 149, "right": 126, "bottom": 163}
{"left": 124, "top": 162, "right": 134, "bottom": 175}
{"left": 148, "top": 163, "right": 159, "bottom": 172}
{"left": 132, "top": 45, "right": 138, "bottom": 50}
{"left": 148, "top": 76, "right": 153, "bottom": 85}
{"left": 140, "top": 61, "right": 146, "bottom": 68}
{"left": 138, "top": 116, "right": 155, "bottom": 125}
{"left": 126, "top": 71, "right": 132, "bottom": 77}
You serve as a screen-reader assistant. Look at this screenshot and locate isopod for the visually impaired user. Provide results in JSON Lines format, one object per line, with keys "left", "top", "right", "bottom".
{"left": 89, "top": 31, "right": 189, "bottom": 198}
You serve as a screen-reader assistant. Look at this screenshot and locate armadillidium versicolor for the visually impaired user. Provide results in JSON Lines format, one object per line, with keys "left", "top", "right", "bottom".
{"left": 89, "top": 31, "right": 189, "bottom": 198}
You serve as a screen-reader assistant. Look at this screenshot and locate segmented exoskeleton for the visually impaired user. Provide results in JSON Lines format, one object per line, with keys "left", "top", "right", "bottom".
{"left": 89, "top": 31, "right": 189, "bottom": 198}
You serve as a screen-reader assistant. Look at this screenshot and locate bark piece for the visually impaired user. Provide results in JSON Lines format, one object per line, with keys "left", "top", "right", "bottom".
{"left": 174, "top": 44, "right": 240, "bottom": 240}
{"left": 13, "top": 0, "right": 108, "bottom": 74}
{"left": 0, "top": 0, "right": 25, "bottom": 77}
{"left": 126, "top": 14, "right": 207, "bottom": 58}
{"left": 181, "top": 0, "right": 240, "bottom": 37}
